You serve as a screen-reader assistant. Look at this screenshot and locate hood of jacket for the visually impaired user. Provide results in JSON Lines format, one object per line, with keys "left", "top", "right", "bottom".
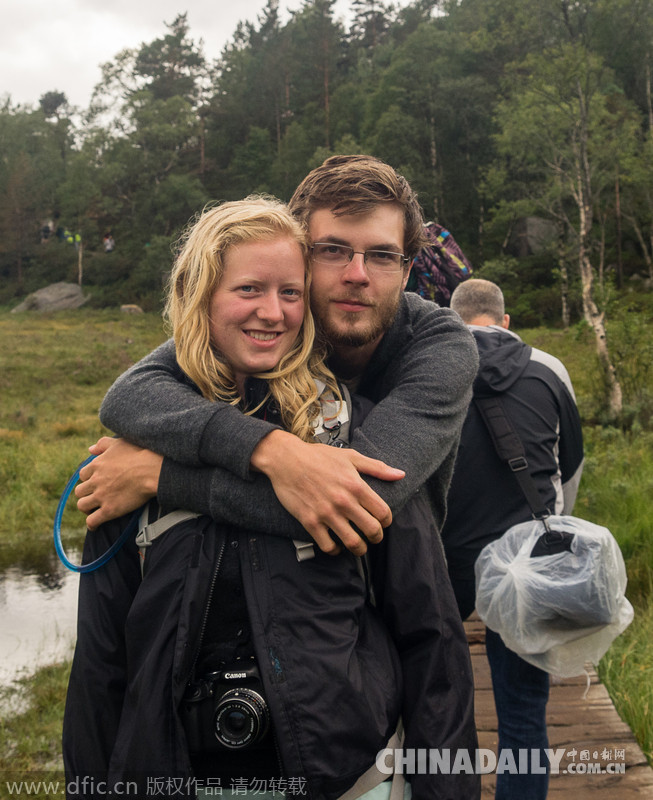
{"left": 470, "top": 325, "right": 532, "bottom": 395}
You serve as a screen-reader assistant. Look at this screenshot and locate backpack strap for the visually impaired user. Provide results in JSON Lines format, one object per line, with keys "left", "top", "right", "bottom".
{"left": 293, "top": 540, "right": 317, "bottom": 562}
{"left": 135, "top": 504, "right": 201, "bottom": 575}
{"left": 297, "top": 383, "right": 354, "bottom": 563}
{"left": 297, "top": 384, "right": 376, "bottom": 604}
{"left": 311, "top": 381, "right": 352, "bottom": 446}
{"left": 474, "top": 395, "right": 550, "bottom": 522}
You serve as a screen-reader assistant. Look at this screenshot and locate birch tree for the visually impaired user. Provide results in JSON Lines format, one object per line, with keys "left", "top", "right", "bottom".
{"left": 489, "top": 44, "right": 641, "bottom": 418}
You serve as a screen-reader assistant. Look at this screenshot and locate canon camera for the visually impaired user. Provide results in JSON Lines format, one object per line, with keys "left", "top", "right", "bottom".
{"left": 181, "top": 659, "right": 270, "bottom": 752}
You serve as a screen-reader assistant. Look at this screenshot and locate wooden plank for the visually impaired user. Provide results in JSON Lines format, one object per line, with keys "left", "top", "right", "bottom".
{"left": 465, "top": 619, "right": 653, "bottom": 798}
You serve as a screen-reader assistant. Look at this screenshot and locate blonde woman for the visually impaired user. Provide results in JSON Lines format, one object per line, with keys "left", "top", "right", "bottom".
{"left": 166, "top": 196, "right": 339, "bottom": 441}
{"left": 64, "top": 197, "right": 473, "bottom": 800}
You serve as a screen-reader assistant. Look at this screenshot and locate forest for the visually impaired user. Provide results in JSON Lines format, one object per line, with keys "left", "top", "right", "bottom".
{"left": 1, "top": 0, "right": 653, "bottom": 770}
{"left": 2, "top": 0, "right": 653, "bottom": 412}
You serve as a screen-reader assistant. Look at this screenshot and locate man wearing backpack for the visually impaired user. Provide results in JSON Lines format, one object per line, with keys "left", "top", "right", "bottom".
{"left": 444, "top": 278, "right": 584, "bottom": 800}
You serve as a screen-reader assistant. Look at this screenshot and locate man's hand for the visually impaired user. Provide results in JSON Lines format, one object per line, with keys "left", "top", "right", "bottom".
{"left": 251, "top": 430, "right": 405, "bottom": 556}
{"left": 75, "top": 437, "right": 163, "bottom": 530}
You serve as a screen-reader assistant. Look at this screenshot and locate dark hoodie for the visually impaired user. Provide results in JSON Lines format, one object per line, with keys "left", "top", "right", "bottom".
{"left": 441, "top": 325, "right": 584, "bottom": 617}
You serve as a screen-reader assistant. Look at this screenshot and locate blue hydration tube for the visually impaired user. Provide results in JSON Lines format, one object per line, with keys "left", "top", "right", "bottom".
{"left": 53, "top": 455, "right": 139, "bottom": 573}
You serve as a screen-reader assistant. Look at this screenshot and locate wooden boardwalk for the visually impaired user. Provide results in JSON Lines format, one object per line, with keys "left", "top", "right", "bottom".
{"left": 466, "top": 616, "right": 653, "bottom": 798}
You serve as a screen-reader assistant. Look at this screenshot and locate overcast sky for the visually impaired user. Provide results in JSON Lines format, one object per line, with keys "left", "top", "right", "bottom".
{"left": 2, "top": 0, "right": 409, "bottom": 110}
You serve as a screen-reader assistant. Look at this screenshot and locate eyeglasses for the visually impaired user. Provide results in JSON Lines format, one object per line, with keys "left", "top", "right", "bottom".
{"left": 310, "top": 242, "right": 409, "bottom": 273}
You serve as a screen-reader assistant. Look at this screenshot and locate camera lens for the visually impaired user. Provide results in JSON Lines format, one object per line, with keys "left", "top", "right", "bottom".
{"left": 224, "top": 709, "right": 248, "bottom": 735}
{"left": 214, "top": 688, "right": 270, "bottom": 749}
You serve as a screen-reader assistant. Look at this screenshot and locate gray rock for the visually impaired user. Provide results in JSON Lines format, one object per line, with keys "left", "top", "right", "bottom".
{"left": 507, "top": 217, "right": 558, "bottom": 258}
{"left": 11, "top": 282, "right": 89, "bottom": 313}
{"left": 120, "top": 304, "right": 144, "bottom": 314}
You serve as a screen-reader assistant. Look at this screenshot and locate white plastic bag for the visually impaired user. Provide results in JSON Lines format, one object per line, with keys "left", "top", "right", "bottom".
{"left": 475, "top": 515, "right": 634, "bottom": 677}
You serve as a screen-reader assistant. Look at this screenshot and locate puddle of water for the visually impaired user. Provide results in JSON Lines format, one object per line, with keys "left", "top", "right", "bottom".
{"left": 0, "top": 559, "right": 79, "bottom": 688}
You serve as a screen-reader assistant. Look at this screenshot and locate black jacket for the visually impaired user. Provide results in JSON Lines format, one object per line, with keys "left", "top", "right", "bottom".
{"left": 441, "top": 326, "right": 584, "bottom": 618}
{"left": 63, "top": 397, "right": 479, "bottom": 800}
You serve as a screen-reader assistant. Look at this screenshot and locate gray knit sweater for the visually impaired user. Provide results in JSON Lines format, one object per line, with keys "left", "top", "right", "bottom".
{"left": 100, "top": 293, "right": 479, "bottom": 540}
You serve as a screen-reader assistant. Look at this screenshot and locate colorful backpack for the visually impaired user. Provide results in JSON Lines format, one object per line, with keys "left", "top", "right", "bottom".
{"left": 406, "top": 222, "right": 473, "bottom": 306}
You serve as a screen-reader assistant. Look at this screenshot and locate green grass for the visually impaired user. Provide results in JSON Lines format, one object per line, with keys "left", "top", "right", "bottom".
{"left": 0, "top": 309, "right": 168, "bottom": 568}
{"left": 598, "top": 600, "right": 653, "bottom": 766}
{"left": 0, "top": 310, "right": 651, "bottom": 771}
{"left": 578, "top": 426, "right": 653, "bottom": 764}
{"left": 0, "top": 661, "right": 71, "bottom": 798}
{"left": 520, "top": 324, "right": 653, "bottom": 765}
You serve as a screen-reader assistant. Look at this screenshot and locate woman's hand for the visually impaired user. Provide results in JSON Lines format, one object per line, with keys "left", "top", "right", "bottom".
{"left": 250, "top": 430, "right": 405, "bottom": 555}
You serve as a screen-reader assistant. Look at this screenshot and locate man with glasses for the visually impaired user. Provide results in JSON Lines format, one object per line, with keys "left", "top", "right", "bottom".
{"left": 80, "top": 156, "right": 478, "bottom": 561}
{"left": 72, "top": 155, "right": 480, "bottom": 798}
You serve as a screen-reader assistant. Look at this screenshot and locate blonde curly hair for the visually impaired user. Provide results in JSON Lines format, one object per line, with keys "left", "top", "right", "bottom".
{"left": 165, "top": 196, "right": 339, "bottom": 442}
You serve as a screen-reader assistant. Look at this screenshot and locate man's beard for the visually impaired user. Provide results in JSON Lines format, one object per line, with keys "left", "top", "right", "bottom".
{"left": 314, "top": 291, "right": 401, "bottom": 349}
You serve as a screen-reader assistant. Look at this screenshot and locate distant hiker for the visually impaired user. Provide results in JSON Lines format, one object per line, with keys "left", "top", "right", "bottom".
{"left": 40, "top": 219, "right": 53, "bottom": 243}
{"left": 443, "top": 278, "right": 584, "bottom": 800}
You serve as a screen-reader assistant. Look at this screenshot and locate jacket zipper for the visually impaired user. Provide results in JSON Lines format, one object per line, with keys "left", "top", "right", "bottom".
{"left": 185, "top": 533, "right": 227, "bottom": 685}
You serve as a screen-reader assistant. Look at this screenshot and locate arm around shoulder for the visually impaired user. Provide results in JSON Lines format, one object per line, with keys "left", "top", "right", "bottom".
{"left": 99, "top": 338, "right": 279, "bottom": 478}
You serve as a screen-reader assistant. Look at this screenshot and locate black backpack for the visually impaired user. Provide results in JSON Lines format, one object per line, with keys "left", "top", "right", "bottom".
{"left": 406, "top": 222, "right": 473, "bottom": 306}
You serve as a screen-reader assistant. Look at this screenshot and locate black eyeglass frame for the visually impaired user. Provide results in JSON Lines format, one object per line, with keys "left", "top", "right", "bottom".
{"left": 310, "top": 242, "right": 410, "bottom": 272}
